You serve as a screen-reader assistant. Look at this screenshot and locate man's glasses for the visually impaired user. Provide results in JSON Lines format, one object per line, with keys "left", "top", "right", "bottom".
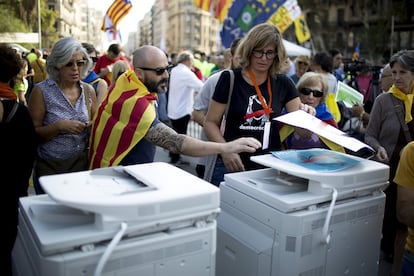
{"left": 137, "top": 64, "right": 174, "bottom": 75}
{"left": 299, "top": 87, "right": 324, "bottom": 98}
{"left": 65, "top": 60, "right": 86, "bottom": 67}
{"left": 252, "top": 50, "right": 277, "bottom": 60}
{"left": 298, "top": 61, "right": 309, "bottom": 66}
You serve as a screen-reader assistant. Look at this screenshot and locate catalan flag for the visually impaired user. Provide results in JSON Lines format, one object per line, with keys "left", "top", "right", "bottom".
{"left": 194, "top": 0, "right": 213, "bottom": 12}
{"left": 101, "top": 0, "right": 133, "bottom": 41}
{"left": 214, "top": 0, "right": 232, "bottom": 23}
{"left": 194, "top": 0, "right": 232, "bottom": 23}
{"left": 89, "top": 70, "right": 157, "bottom": 169}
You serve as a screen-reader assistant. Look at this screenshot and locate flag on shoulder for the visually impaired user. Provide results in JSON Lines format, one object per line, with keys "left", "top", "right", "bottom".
{"left": 89, "top": 70, "right": 157, "bottom": 169}
{"left": 101, "top": 0, "right": 133, "bottom": 42}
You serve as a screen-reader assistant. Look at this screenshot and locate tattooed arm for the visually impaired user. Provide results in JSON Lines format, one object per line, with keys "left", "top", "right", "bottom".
{"left": 145, "top": 122, "right": 261, "bottom": 157}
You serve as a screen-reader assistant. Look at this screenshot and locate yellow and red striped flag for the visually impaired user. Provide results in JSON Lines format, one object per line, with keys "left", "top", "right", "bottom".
{"left": 101, "top": 0, "right": 133, "bottom": 41}
{"left": 194, "top": 0, "right": 212, "bottom": 11}
{"left": 89, "top": 70, "right": 157, "bottom": 169}
{"left": 214, "top": 0, "right": 232, "bottom": 23}
{"left": 194, "top": 0, "right": 231, "bottom": 23}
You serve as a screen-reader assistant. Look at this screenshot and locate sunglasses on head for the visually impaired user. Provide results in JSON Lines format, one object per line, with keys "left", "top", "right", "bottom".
{"left": 65, "top": 60, "right": 86, "bottom": 67}
{"left": 137, "top": 64, "right": 174, "bottom": 75}
{"left": 298, "top": 61, "right": 309, "bottom": 66}
{"left": 299, "top": 87, "right": 324, "bottom": 97}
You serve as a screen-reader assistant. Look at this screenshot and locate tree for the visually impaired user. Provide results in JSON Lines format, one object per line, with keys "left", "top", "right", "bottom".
{"left": 38, "top": 0, "right": 59, "bottom": 50}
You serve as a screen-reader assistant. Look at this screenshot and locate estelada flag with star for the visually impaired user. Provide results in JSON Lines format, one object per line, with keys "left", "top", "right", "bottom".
{"left": 352, "top": 43, "right": 360, "bottom": 61}
{"left": 89, "top": 70, "right": 157, "bottom": 169}
{"left": 101, "top": 0, "right": 133, "bottom": 42}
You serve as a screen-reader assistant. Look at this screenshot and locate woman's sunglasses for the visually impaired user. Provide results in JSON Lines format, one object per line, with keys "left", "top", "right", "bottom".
{"left": 299, "top": 87, "right": 324, "bottom": 97}
{"left": 65, "top": 60, "right": 86, "bottom": 67}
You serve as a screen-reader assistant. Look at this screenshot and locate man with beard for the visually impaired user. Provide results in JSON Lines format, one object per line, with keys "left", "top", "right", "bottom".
{"left": 89, "top": 45, "right": 261, "bottom": 169}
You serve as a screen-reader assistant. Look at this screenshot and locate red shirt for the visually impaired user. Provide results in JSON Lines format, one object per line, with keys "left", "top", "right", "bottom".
{"left": 94, "top": 55, "right": 132, "bottom": 85}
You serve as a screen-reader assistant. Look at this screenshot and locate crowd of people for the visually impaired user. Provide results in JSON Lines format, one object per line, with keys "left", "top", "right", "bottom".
{"left": 1, "top": 22, "right": 414, "bottom": 275}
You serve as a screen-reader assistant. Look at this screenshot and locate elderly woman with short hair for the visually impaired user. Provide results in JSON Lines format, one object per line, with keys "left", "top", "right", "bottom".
{"left": 28, "top": 37, "right": 97, "bottom": 194}
{"left": 284, "top": 71, "right": 338, "bottom": 149}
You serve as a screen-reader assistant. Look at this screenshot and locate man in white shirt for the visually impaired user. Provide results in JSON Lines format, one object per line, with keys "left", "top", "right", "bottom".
{"left": 167, "top": 51, "right": 204, "bottom": 163}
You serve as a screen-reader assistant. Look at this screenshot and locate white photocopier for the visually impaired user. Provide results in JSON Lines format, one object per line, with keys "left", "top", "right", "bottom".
{"left": 216, "top": 151, "right": 389, "bottom": 276}
{"left": 12, "top": 162, "right": 220, "bottom": 276}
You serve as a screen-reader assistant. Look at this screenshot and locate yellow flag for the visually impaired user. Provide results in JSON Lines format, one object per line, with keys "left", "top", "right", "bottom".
{"left": 326, "top": 93, "right": 341, "bottom": 123}
{"left": 294, "top": 14, "right": 311, "bottom": 43}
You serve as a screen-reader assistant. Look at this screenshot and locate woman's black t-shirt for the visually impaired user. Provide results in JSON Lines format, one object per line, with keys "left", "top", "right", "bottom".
{"left": 212, "top": 68, "right": 298, "bottom": 169}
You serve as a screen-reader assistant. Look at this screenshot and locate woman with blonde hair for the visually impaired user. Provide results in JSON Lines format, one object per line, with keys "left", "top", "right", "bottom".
{"left": 289, "top": 55, "right": 311, "bottom": 84}
{"left": 109, "top": 60, "right": 130, "bottom": 89}
{"left": 204, "top": 23, "right": 315, "bottom": 186}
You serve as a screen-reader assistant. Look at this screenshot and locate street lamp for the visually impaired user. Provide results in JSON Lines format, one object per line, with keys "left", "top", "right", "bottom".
{"left": 37, "top": 0, "right": 41, "bottom": 49}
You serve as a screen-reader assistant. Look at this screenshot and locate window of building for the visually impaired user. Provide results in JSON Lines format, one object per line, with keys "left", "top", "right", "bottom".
{"left": 336, "top": 32, "right": 344, "bottom": 46}
{"left": 337, "top": 8, "right": 344, "bottom": 26}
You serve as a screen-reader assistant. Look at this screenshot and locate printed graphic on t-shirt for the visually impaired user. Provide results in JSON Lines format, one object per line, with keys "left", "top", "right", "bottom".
{"left": 241, "top": 94, "right": 267, "bottom": 131}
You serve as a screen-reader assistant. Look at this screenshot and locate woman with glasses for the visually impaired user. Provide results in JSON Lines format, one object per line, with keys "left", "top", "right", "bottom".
{"left": 204, "top": 23, "right": 315, "bottom": 186}
{"left": 28, "top": 37, "right": 97, "bottom": 194}
{"left": 82, "top": 42, "right": 108, "bottom": 105}
{"left": 284, "top": 71, "right": 339, "bottom": 150}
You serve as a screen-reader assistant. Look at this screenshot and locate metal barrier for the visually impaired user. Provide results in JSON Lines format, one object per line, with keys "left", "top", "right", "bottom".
{"left": 187, "top": 119, "right": 202, "bottom": 139}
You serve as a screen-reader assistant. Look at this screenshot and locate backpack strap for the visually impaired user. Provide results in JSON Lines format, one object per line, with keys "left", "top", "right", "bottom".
{"left": 223, "top": 69, "right": 234, "bottom": 118}
{"left": 220, "top": 69, "right": 234, "bottom": 135}
{"left": 90, "top": 78, "right": 100, "bottom": 92}
{"left": 3, "top": 101, "right": 19, "bottom": 123}
{"left": 81, "top": 82, "right": 91, "bottom": 120}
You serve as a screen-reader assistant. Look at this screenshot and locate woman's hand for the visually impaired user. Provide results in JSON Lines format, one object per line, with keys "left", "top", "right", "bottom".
{"left": 220, "top": 137, "right": 261, "bottom": 172}
{"left": 59, "top": 120, "right": 89, "bottom": 135}
{"left": 376, "top": 146, "right": 389, "bottom": 163}
{"left": 222, "top": 152, "right": 245, "bottom": 172}
{"left": 300, "top": 103, "right": 316, "bottom": 116}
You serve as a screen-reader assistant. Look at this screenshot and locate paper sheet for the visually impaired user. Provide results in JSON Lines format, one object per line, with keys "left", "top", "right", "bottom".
{"left": 275, "top": 110, "right": 374, "bottom": 153}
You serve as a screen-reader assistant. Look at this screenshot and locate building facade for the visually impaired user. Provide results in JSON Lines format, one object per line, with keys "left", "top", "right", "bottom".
{"left": 47, "top": 0, "right": 413, "bottom": 62}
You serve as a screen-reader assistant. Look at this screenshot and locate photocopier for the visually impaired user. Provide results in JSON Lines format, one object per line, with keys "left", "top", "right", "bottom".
{"left": 12, "top": 162, "right": 220, "bottom": 276}
{"left": 216, "top": 151, "right": 389, "bottom": 276}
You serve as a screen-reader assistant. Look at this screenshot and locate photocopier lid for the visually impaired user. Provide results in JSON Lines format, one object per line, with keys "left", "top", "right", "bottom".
{"left": 251, "top": 153, "right": 389, "bottom": 191}
{"left": 26, "top": 162, "right": 220, "bottom": 255}
{"left": 222, "top": 153, "right": 389, "bottom": 213}
{"left": 39, "top": 162, "right": 220, "bottom": 226}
